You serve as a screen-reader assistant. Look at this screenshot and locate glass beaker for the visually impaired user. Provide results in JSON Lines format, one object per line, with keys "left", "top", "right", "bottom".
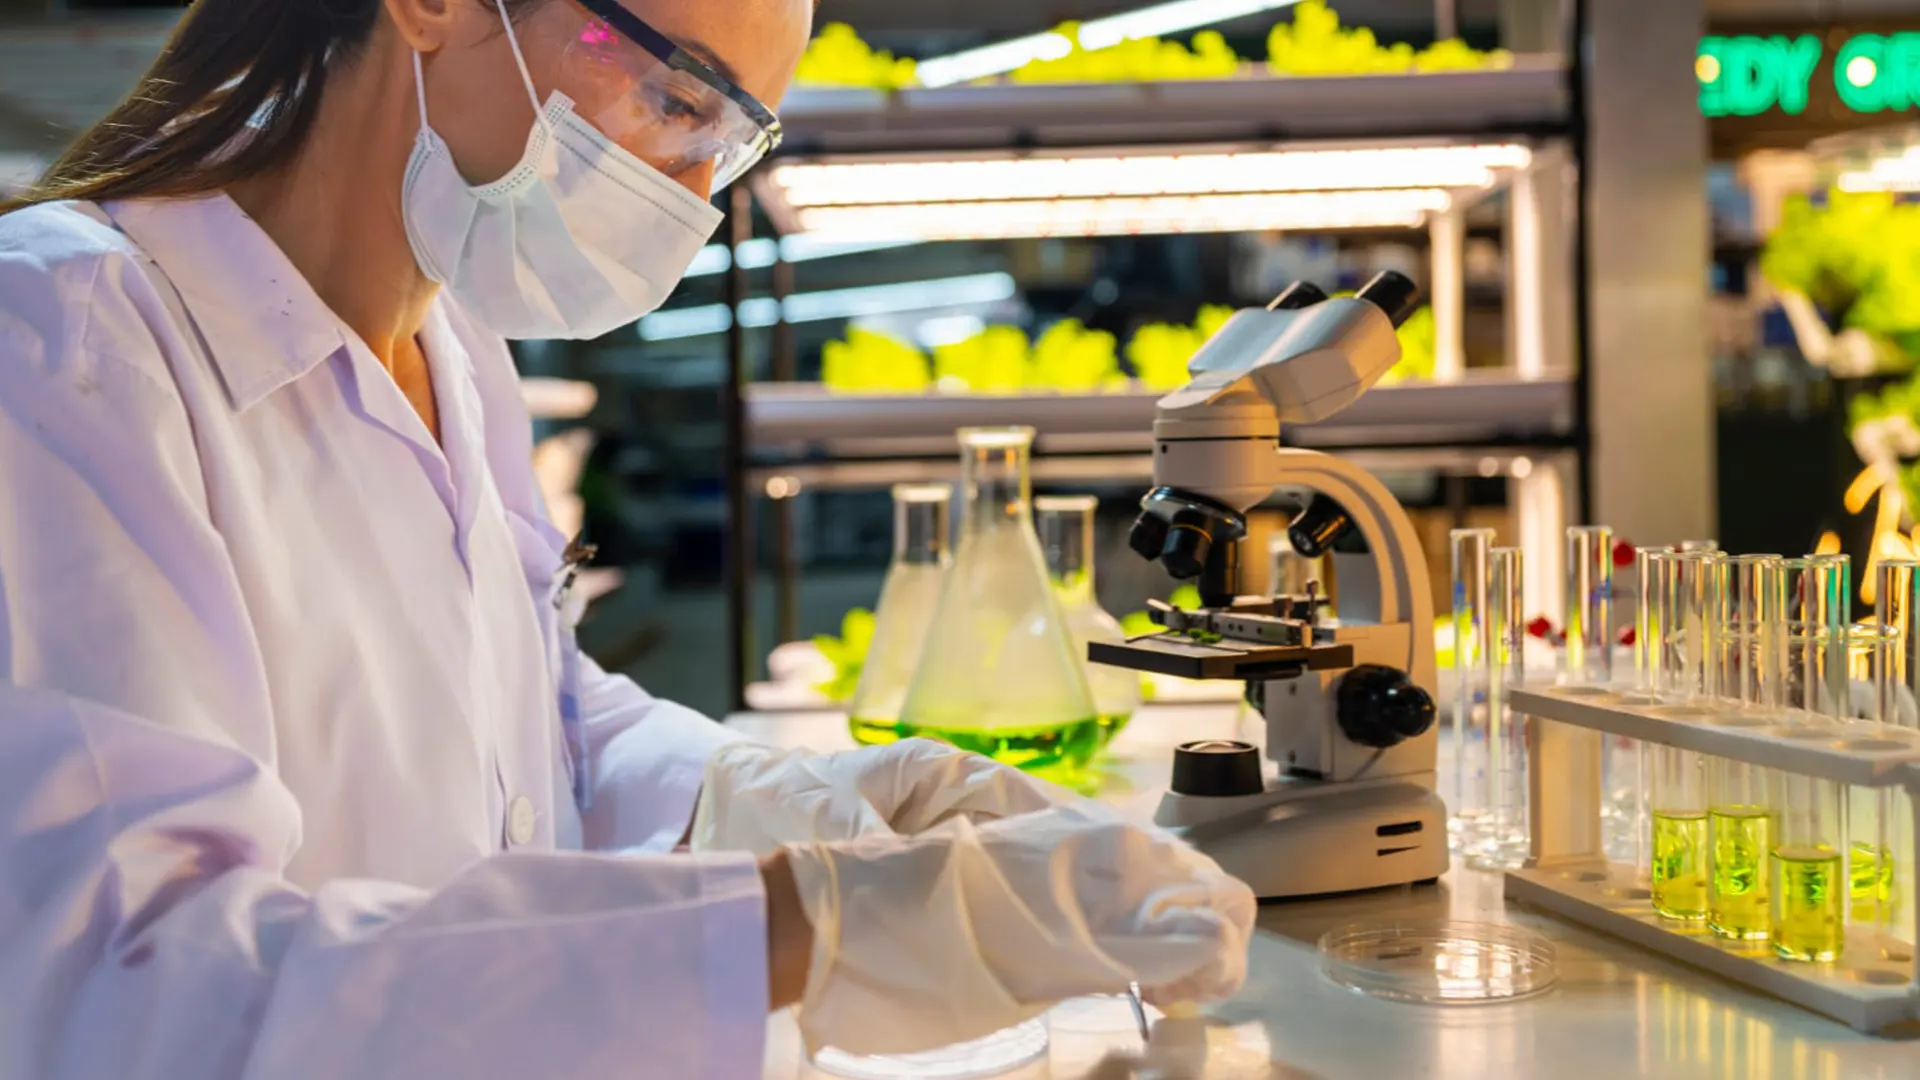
{"left": 1035, "top": 495, "right": 1141, "bottom": 746}
{"left": 1450, "top": 528, "right": 1494, "bottom": 851}
{"left": 1650, "top": 745, "right": 1709, "bottom": 921}
{"left": 849, "top": 485, "right": 952, "bottom": 746}
{"left": 896, "top": 427, "right": 1101, "bottom": 779}
{"left": 1771, "top": 771, "right": 1847, "bottom": 962}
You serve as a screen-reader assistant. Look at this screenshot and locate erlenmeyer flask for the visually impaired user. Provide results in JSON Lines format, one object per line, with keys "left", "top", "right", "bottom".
{"left": 896, "top": 427, "right": 1102, "bottom": 778}
{"left": 1035, "top": 495, "right": 1140, "bottom": 745}
{"left": 848, "top": 484, "right": 951, "bottom": 746}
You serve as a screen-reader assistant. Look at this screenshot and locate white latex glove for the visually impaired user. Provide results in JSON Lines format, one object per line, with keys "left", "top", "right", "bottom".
{"left": 784, "top": 800, "right": 1257, "bottom": 1056}
{"left": 689, "top": 737, "right": 1072, "bottom": 856}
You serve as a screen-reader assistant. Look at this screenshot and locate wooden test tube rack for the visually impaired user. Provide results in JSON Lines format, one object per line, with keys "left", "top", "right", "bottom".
{"left": 1504, "top": 685, "right": 1920, "bottom": 1033}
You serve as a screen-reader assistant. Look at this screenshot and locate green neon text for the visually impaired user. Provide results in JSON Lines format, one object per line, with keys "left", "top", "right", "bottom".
{"left": 1697, "top": 35, "right": 1822, "bottom": 117}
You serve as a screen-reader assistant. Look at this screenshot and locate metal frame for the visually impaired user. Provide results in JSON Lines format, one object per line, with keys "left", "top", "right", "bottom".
{"left": 717, "top": 3, "right": 1597, "bottom": 700}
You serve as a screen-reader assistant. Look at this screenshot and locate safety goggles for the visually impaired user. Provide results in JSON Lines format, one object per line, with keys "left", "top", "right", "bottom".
{"left": 562, "top": 0, "right": 783, "bottom": 191}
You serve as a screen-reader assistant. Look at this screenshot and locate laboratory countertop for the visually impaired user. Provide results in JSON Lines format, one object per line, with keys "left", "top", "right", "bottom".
{"left": 725, "top": 705, "right": 1920, "bottom": 1080}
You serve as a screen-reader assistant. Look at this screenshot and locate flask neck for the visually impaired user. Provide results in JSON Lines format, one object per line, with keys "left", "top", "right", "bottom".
{"left": 1036, "top": 498, "right": 1097, "bottom": 604}
{"left": 894, "top": 490, "right": 951, "bottom": 567}
{"left": 961, "top": 440, "right": 1033, "bottom": 536}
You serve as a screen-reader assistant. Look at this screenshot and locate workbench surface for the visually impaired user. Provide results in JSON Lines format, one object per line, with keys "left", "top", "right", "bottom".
{"left": 728, "top": 706, "right": 1918, "bottom": 1080}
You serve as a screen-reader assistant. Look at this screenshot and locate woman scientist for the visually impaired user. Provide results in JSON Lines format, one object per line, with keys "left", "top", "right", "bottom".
{"left": 0, "top": 0, "right": 1255, "bottom": 1076}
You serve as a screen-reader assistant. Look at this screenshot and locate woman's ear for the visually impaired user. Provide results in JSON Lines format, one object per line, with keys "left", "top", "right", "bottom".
{"left": 383, "top": 0, "right": 460, "bottom": 53}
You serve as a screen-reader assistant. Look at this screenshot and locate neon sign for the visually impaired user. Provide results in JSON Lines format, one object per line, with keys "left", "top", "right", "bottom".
{"left": 1697, "top": 35, "right": 1822, "bottom": 117}
{"left": 1698, "top": 31, "right": 1920, "bottom": 117}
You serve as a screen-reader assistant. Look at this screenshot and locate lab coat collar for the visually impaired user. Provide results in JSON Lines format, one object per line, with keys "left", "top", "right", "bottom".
{"left": 105, "top": 193, "right": 349, "bottom": 412}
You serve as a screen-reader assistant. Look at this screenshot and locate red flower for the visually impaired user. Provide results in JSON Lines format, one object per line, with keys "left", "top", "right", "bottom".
{"left": 1526, "top": 616, "right": 1554, "bottom": 640}
{"left": 1612, "top": 539, "right": 1637, "bottom": 568}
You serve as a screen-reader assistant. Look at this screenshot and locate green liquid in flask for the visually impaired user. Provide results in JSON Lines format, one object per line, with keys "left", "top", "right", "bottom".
{"left": 1772, "top": 847, "right": 1845, "bottom": 962}
{"left": 1849, "top": 842, "right": 1896, "bottom": 923}
{"left": 1708, "top": 806, "right": 1772, "bottom": 940}
{"left": 849, "top": 715, "right": 1104, "bottom": 780}
{"left": 1651, "top": 811, "right": 1709, "bottom": 920}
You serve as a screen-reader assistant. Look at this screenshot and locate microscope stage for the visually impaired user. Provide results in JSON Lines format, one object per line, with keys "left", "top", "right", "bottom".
{"left": 1089, "top": 635, "right": 1354, "bottom": 681}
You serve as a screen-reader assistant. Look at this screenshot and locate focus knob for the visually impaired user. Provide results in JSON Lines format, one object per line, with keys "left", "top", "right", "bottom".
{"left": 1335, "top": 665, "right": 1436, "bottom": 749}
{"left": 1170, "top": 739, "right": 1264, "bottom": 797}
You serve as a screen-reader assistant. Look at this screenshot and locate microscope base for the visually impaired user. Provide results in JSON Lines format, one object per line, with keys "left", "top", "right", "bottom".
{"left": 1155, "top": 776, "right": 1449, "bottom": 900}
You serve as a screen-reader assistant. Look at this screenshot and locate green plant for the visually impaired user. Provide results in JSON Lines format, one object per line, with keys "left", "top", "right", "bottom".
{"left": 812, "top": 608, "right": 876, "bottom": 702}
{"left": 795, "top": 23, "right": 918, "bottom": 90}
{"left": 1127, "top": 305, "right": 1236, "bottom": 390}
{"left": 821, "top": 327, "right": 933, "bottom": 393}
{"left": 1762, "top": 191, "right": 1920, "bottom": 362}
{"left": 1010, "top": 23, "right": 1241, "bottom": 83}
{"left": 1268, "top": 1, "right": 1511, "bottom": 76}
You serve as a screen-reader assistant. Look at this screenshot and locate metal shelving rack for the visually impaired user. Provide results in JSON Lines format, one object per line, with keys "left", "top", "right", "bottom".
{"left": 718, "top": 9, "right": 1595, "bottom": 709}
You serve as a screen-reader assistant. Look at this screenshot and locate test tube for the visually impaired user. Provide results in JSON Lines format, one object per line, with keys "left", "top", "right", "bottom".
{"left": 1563, "top": 526, "right": 1615, "bottom": 688}
{"left": 1656, "top": 551, "right": 1724, "bottom": 711}
{"left": 1681, "top": 539, "right": 1722, "bottom": 553}
{"left": 1624, "top": 546, "right": 1674, "bottom": 885}
{"left": 1771, "top": 771, "right": 1847, "bottom": 962}
{"left": 1449, "top": 528, "right": 1494, "bottom": 847}
{"left": 1471, "top": 546, "right": 1528, "bottom": 870}
{"left": 1874, "top": 560, "right": 1920, "bottom": 733}
{"left": 1864, "top": 561, "right": 1919, "bottom": 953}
{"left": 1717, "top": 555, "right": 1787, "bottom": 717}
{"left": 1784, "top": 555, "right": 1851, "bottom": 724}
{"left": 1651, "top": 745, "right": 1709, "bottom": 921}
{"left": 1624, "top": 545, "right": 1675, "bottom": 704}
{"left": 1708, "top": 755, "right": 1774, "bottom": 941}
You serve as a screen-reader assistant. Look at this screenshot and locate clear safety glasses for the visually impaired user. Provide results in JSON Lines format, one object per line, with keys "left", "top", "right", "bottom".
{"left": 563, "top": 0, "right": 783, "bottom": 191}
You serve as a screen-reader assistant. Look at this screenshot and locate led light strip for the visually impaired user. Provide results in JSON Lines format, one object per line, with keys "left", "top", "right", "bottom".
{"left": 789, "top": 190, "right": 1453, "bottom": 242}
{"left": 770, "top": 145, "right": 1529, "bottom": 208}
{"left": 915, "top": 0, "right": 1304, "bottom": 88}
{"left": 637, "top": 272, "right": 1018, "bottom": 342}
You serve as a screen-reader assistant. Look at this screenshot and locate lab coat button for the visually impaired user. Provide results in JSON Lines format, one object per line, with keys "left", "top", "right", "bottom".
{"left": 508, "top": 795, "right": 537, "bottom": 845}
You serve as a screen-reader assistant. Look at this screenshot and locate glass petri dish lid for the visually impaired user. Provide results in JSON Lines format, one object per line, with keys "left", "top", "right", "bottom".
{"left": 1319, "top": 919, "right": 1558, "bottom": 1005}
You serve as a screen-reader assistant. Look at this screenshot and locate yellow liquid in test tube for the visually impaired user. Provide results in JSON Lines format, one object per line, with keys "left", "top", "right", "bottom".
{"left": 1772, "top": 848, "right": 1845, "bottom": 962}
{"left": 1849, "top": 842, "right": 1896, "bottom": 923}
{"left": 1708, "top": 806, "right": 1772, "bottom": 940}
{"left": 1652, "top": 811, "right": 1709, "bottom": 920}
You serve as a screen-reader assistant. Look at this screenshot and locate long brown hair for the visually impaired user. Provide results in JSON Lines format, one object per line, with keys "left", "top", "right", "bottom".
{"left": 2, "top": 0, "right": 524, "bottom": 214}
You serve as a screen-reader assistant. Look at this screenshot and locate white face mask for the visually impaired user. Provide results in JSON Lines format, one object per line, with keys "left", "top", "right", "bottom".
{"left": 400, "top": 6, "right": 724, "bottom": 341}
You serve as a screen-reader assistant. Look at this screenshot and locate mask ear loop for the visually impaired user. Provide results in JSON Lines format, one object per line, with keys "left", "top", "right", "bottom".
{"left": 410, "top": 51, "right": 431, "bottom": 132}
{"left": 493, "top": 0, "right": 554, "bottom": 137}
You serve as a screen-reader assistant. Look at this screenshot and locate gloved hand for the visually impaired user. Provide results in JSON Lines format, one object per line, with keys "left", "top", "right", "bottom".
{"left": 689, "top": 737, "right": 1072, "bottom": 856}
{"left": 784, "top": 800, "right": 1257, "bottom": 1056}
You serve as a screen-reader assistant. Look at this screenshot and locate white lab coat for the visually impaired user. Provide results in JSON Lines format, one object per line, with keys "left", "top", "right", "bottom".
{"left": 0, "top": 195, "right": 769, "bottom": 1078}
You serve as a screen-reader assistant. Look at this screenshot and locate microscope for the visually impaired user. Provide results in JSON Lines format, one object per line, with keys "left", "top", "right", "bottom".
{"left": 1091, "top": 271, "right": 1450, "bottom": 900}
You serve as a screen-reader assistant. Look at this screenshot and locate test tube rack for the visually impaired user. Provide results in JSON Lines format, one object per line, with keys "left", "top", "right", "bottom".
{"left": 1504, "top": 685, "right": 1920, "bottom": 1033}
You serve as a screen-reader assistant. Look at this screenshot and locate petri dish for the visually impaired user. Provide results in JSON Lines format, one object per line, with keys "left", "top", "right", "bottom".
{"left": 1319, "top": 919, "right": 1557, "bottom": 1005}
{"left": 808, "top": 1020, "right": 1049, "bottom": 1080}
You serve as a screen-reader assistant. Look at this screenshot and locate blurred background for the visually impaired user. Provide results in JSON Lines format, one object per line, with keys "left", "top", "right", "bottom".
{"left": 7, "top": 0, "right": 1920, "bottom": 717}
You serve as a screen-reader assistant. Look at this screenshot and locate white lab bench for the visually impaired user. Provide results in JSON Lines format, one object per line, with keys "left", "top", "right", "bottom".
{"left": 727, "top": 705, "right": 1920, "bottom": 1080}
